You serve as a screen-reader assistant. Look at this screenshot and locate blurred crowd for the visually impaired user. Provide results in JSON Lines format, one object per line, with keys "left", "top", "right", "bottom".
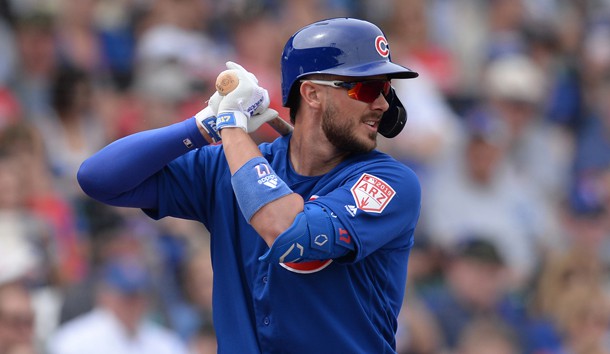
{"left": 0, "top": 0, "right": 609, "bottom": 353}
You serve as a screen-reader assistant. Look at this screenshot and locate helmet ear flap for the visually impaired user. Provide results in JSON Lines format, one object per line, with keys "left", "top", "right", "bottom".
{"left": 379, "top": 87, "right": 407, "bottom": 138}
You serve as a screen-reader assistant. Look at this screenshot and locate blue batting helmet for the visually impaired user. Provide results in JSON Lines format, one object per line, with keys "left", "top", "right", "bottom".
{"left": 280, "top": 18, "right": 418, "bottom": 138}
{"left": 280, "top": 17, "right": 418, "bottom": 107}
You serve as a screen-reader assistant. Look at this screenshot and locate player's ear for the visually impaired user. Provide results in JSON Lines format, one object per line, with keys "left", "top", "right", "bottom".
{"left": 299, "top": 81, "right": 323, "bottom": 109}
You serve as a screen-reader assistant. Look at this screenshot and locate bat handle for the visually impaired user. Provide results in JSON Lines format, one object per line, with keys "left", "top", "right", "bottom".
{"left": 266, "top": 115, "right": 294, "bottom": 136}
{"left": 216, "top": 70, "right": 294, "bottom": 136}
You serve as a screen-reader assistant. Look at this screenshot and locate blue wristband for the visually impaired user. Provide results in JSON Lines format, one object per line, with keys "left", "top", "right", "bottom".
{"left": 231, "top": 157, "right": 292, "bottom": 222}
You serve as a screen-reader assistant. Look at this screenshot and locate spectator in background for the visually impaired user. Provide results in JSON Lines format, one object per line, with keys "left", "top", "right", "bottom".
{"left": 552, "top": 286, "right": 610, "bottom": 354}
{"left": 526, "top": 250, "right": 610, "bottom": 354}
{"left": 417, "top": 0, "right": 526, "bottom": 101}
{"left": 395, "top": 294, "right": 443, "bottom": 354}
{"left": 130, "top": 59, "right": 195, "bottom": 130}
{"left": 385, "top": 0, "right": 458, "bottom": 95}
{"left": 483, "top": 0, "right": 528, "bottom": 60}
{"left": 0, "top": 89, "right": 22, "bottom": 128}
{"left": 0, "top": 121, "right": 86, "bottom": 286}
{"left": 454, "top": 318, "right": 520, "bottom": 354}
{"left": 93, "top": 0, "right": 137, "bottom": 90}
{"left": 107, "top": 0, "right": 227, "bottom": 142}
{"left": 423, "top": 109, "right": 543, "bottom": 286}
{"left": 277, "top": 0, "right": 342, "bottom": 42}
{"left": 188, "top": 322, "right": 217, "bottom": 354}
{"left": 55, "top": 191, "right": 213, "bottom": 348}
{"left": 420, "top": 239, "right": 526, "bottom": 352}
{"left": 47, "top": 257, "right": 188, "bottom": 354}
{"left": 572, "top": 75, "right": 610, "bottom": 225}
{"left": 0, "top": 147, "right": 55, "bottom": 289}
{"left": 602, "top": 167, "right": 610, "bottom": 229}
{"left": 177, "top": 243, "right": 214, "bottom": 344}
{"left": 9, "top": 11, "right": 57, "bottom": 121}
{"left": 573, "top": 76, "right": 610, "bottom": 173}
{"left": 559, "top": 189, "right": 610, "bottom": 266}
{"left": 39, "top": 66, "right": 106, "bottom": 201}
{"left": 96, "top": 56, "right": 197, "bottom": 142}
{"left": 0, "top": 16, "right": 16, "bottom": 87}
{"left": 135, "top": 0, "right": 225, "bottom": 87}
{"left": 540, "top": 1, "right": 589, "bottom": 131}
{"left": 0, "top": 282, "right": 36, "bottom": 354}
{"left": 54, "top": 0, "right": 105, "bottom": 76}
{"left": 143, "top": 217, "right": 215, "bottom": 344}
{"left": 483, "top": 54, "right": 573, "bottom": 205}
{"left": 379, "top": 0, "right": 461, "bottom": 176}
{"left": 0, "top": 120, "right": 87, "bottom": 349}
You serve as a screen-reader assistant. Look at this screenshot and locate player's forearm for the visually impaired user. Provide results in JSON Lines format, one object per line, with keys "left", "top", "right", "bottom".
{"left": 78, "top": 118, "right": 207, "bottom": 207}
{"left": 219, "top": 128, "right": 263, "bottom": 174}
{"left": 221, "top": 128, "right": 304, "bottom": 245}
{"left": 250, "top": 193, "right": 304, "bottom": 246}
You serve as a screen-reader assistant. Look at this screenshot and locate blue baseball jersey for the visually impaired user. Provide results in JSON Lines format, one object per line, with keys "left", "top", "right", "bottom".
{"left": 144, "top": 134, "right": 421, "bottom": 354}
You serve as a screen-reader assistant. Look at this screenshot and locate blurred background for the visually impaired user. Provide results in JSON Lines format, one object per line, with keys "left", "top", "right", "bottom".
{"left": 0, "top": 0, "right": 609, "bottom": 353}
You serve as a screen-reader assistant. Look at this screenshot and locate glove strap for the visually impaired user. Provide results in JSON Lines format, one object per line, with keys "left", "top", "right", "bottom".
{"left": 216, "top": 111, "right": 248, "bottom": 132}
{"left": 199, "top": 115, "right": 222, "bottom": 143}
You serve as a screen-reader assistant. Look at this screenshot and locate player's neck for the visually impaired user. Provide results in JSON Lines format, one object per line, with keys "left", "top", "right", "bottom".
{"left": 289, "top": 127, "right": 349, "bottom": 176}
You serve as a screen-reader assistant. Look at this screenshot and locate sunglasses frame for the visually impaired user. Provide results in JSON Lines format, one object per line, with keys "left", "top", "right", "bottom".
{"left": 301, "top": 79, "right": 391, "bottom": 103}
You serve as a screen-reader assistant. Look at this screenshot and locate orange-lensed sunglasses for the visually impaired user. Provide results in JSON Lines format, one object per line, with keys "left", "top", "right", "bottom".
{"left": 302, "top": 79, "right": 391, "bottom": 104}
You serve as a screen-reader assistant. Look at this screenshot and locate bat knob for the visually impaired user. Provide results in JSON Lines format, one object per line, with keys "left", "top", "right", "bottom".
{"left": 215, "top": 70, "right": 239, "bottom": 96}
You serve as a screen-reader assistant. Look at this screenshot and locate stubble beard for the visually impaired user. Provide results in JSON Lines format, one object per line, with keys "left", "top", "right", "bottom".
{"left": 321, "top": 104, "right": 377, "bottom": 154}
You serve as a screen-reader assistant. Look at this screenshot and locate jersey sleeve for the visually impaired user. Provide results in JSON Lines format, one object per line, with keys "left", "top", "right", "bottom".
{"left": 142, "top": 144, "right": 232, "bottom": 227}
{"left": 77, "top": 118, "right": 208, "bottom": 209}
{"left": 309, "top": 160, "right": 421, "bottom": 263}
{"left": 77, "top": 117, "right": 233, "bottom": 227}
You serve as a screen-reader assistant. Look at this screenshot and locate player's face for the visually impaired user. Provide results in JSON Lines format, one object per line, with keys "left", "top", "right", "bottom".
{"left": 321, "top": 80, "right": 389, "bottom": 154}
{"left": 322, "top": 102, "right": 376, "bottom": 153}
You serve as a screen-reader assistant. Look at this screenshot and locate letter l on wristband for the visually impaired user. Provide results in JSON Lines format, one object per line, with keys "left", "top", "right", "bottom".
{"left": 231, "top": 157, "right": 293, "bottom": 222}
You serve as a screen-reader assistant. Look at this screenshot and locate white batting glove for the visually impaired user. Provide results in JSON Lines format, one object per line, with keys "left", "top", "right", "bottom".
{"left": 225, "top": 61, "right": 270, "bottom": 116}
{"left": 195, "top": 91, "right": 275, "bottom": 141}
{"left": 194, "top": 91, "right": 223, "bottom": 143}
{"left": 248, "top": 108, "right": 279, "bottom": 133}
{"left": 216, "top": 61, "right": 270, "bottom": 132}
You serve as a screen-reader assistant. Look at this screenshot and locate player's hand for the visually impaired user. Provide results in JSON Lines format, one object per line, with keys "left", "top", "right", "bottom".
{"left": 194, "top": 91, "right": 222, "bottom": 143}
{"left": 194, "top": 88, "right": 274, "bottom": 141}
{"left": 216, "top": 61, "right": 270, "bottom": 132}
{"left": 225, "top": 61, "right": 269, "bottom": 116}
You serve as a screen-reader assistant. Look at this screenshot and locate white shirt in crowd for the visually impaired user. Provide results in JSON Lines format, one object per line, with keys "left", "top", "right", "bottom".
{"left": 47, "top": 308, "right": 188, "bottom": 354}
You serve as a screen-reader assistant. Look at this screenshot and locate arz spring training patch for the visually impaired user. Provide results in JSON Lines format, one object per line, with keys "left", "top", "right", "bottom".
{"left": 350, "top": 173, "right": 395, "bottom": 213}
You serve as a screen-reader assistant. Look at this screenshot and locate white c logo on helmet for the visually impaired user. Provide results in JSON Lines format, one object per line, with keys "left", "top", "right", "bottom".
{"left": 375, "top": 36, "right": 390, "bottom": 57}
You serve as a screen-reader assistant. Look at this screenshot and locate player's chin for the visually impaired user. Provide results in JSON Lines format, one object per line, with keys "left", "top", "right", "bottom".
{"left": 366, "top": 135, "right": 378, "bottom": 151}
{"left": 334, "top": 133, "right": 375, "bottom": 154}
{"left": 363, "top": 125, "right": 379, "bottom": 146}
{"left": 355, "top": 132, "right": 378, "bottom": 153}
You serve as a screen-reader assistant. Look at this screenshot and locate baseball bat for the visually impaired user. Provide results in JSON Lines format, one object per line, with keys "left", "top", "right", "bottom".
{"left": 215, "top": 70, "right": 294, "bottom": 136}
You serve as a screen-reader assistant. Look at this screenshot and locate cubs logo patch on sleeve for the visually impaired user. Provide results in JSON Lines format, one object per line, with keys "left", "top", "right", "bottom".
{"left": 350, "top": 173, "right": 396, "bottom": 213}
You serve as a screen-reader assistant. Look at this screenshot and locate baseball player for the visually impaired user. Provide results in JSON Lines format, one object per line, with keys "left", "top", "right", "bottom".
{"left": 78, "top": 18, "right": 421, "bottom": 353}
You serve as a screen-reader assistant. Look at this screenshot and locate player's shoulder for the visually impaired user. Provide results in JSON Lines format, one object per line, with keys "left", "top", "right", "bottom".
{"left": 350, "top": 150, "right": 419, "bottom": 185}
{"left": 347, "top": 151, "right": 421, "bottom": 204}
